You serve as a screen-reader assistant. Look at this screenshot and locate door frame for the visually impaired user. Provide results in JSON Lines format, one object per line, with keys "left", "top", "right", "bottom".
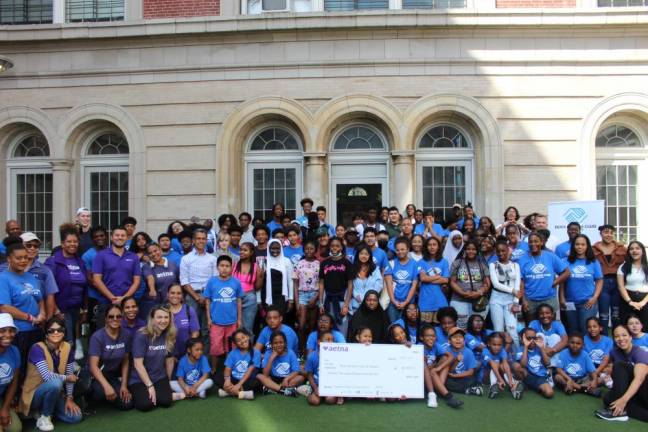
{"left": 415, "top": 158, "right": 474, "bottom": 216}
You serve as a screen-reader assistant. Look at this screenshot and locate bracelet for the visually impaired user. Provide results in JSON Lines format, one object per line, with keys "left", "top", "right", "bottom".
{"left": 147, "top": 384, "right": 154, "bottom": 389}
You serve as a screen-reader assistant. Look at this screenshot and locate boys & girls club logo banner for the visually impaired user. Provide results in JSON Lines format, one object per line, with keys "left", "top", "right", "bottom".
{"left": 547, "top": 200, "right": 605, "bottom": 244}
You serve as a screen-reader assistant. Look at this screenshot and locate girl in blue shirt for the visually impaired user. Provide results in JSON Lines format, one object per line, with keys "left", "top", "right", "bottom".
{"left": 627, "top": 315, "right": 648, "bottom": 353}
{"left": 560, "top": 235, "right": 603, "bottom": 334}
{"left": 217, "top": 328, "right": 261, "bottom": 400}
{"left": 529, "top": 303, "right": 568, "bottom": 367}
{"left": 418, "top": 237, "right": 450, "bottom": 324}
{"left": 466, "top": 314, "right": 491, "bottom": 370}
{"left": 384, "top": 237, "right": 419, "bottom": 323}
{"left": 585, "top": 317, "right": 613, "bottom": 388}
{"left": 483, "top": 332, "right": 522, "bottom": 400}
{"left": 306, "top": 331, "right": 339, "bottom": 406}
{"left": 0, "top": 313, "right": 21, "bottom": 432}
{"left": 512, "top": 327, "right": 554, "bottom": 399}
{"left": 171, "top": 338, "right": 213, "bottom": 399}
{"left": 305, "top": 313, "right": 346, "bottom": 356}
{"left": 257, "top": 331, "right": 304, "bottom": 397}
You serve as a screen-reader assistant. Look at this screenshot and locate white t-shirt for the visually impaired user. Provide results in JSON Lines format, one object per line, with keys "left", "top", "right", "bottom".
{"left": 617, "top": 265, "right": 648, "bottom": 293}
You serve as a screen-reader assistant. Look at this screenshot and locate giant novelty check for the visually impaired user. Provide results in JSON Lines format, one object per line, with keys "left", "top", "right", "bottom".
{"left": 318, "top": 343, "right": 424, "bottom": 398}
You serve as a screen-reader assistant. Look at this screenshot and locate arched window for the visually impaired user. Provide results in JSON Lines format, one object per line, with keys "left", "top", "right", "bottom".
{"left": 82, "top": 131, "right": 129, "bottom": 231}
{"left": 416, "top": 123, "right": 474, "bottom": 222}
{"left": 595, "top": 122, "right": 647, "bottom": 241}
{"left": 246, "top": 125, "right": 303, "bottom": 222}
{"left": 7, "top": 131, "right": 53, "bottom": 252}
{"left": 332, "top": 125, "right": 386, "bottom": 151}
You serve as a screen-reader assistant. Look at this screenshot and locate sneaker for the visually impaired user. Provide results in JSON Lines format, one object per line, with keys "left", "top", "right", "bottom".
{"left": 595, "top": 408, "right": 628, "bottom": 422}
{"left": 172, "top": 392, "right": 186, "bottom": 401}
{"left": 465, "top": 385, "right": 483, "bottom": 396}
{"left": 488, "top": 384, "right": 500, "bottom": 399}
{"left": 443, "top": 394, "right": 464, "bottom": 409}
{"left": 36, "top": 415, "right": 54, "bottom": 432}
{"left": 281, "top": 387, "right": 297, "bottom": 397}
{"left": 512, "top": 381, "right": 524, "bottom": 400}
{"left": 262, "top": 386, "right": 277, "bottom": 395}
{"left": 74, "top": 340, "right": 84, "bottom": 360}
{"left": 601, "top": 373, "right": 613, "bottom": 389}
{"left": 239, "top": 390, "right": 255, "bottom": 400}
{"left": 296, "top": 385, "right": 312, "bottom": 397}
{"left": 427, "top": 392, "right": 438, "bottom": 408}
{"left": 218, "top": 388, "right": 229, "bottom": 398}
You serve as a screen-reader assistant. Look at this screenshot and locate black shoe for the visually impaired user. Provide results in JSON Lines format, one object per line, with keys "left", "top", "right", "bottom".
{"left": 442, "top": 393, "right": 464, "bottom": 409}
{"left": 488, "top": 384, "right": 500, "bottom": 399}
{"left": 465, "top": 385, "right": 483, "bottom": 396}
{"left": 587, "top": 388, "right": 602, "bottom": 398}
{"left": 281, "top": 387, "right": 297, "bottom": 397}
{"left": 595, "top": 408, "right": 628, "bottom": 422}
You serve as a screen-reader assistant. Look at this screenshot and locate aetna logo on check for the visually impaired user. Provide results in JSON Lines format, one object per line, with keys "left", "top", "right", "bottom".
{"left": 322, "top": 345, "right": 349, "bottom": 352}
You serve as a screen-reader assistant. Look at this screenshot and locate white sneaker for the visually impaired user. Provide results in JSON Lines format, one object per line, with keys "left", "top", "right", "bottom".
{"left": 427, "top": 392, "right": 438, "bottom": 408}
{"left": 36, "top": 415, "right": 54, "bottom": 432}
{"left": 74, "top": 341, "right": 84, "bottom": 360}
{"left": 238, "top": 390, "right": 255, "bottom": 400}
{"left": 218, "top": 388, "right": 229, "bottom": 398}
{"left": 296, "top": 385, "right": 312, "bottom": 397}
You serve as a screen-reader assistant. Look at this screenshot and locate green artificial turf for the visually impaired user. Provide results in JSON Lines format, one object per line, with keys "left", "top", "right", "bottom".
{"left": 47, "top": 390, "right": 645, "bottom": 432}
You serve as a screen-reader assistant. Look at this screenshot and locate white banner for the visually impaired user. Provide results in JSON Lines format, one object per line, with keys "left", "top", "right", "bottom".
{"left": 547, "top": 200, "right": 605, "bottom": 244}
{"left": 318, "top": 343, "right": 424, "bottom": 399}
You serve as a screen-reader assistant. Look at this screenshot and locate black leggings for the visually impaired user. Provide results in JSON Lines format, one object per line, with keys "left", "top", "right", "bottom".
{"left": 88, "top": 374, "right": 134, "bottom": 410}
{"left": 214, "top": 370, "right": 261, "bottom": 392}
{"left": 129, "top": 378, "right": 173, "bottom": 412}
{"left": 604, "top": 362, "right": 648, "bottom": 422}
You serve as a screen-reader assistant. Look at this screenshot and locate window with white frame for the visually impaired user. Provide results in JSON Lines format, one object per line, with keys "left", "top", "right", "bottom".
{"left": 67, "top": 0, "right": 123, "bottom": 22}
{"left": 245, "top": 125, "right": 303, "bottom": 222}
{"left": 0, "top": 0, "right": 52, "bottom": 24}
{"left": 245, "top": 0, "right": 313, "bottom": 14}
{"left": 82, "top": 132, "right": 129, "bottom": 231}
{"left": 8, "top": 131, "right": 53, "bottom": 251}
{"left": 416, "top": 124, "right": 474, "bottom": 223}
{"left": 331, "top": 124, "right": 387, "bottom": 151}
{"left": 595, "top": 123, "right": 647, "bottom": 242}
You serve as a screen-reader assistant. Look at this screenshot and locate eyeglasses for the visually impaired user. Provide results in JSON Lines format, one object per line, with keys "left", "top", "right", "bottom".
{"left": 47, "top": 328, "right": 65, "bottom": 335}
{"left": 107, "top": 314, "right": 123, "bottom": 320}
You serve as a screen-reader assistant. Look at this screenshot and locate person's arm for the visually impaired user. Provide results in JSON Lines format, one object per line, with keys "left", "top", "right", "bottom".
{"left": 166, "top": 356, "right": 175, "bottom": 379}
{"left": 403, "top": 279, "right": 418, "bottom": 306}
{"left": 178, "top": 376, "right": 191, "bottom": 394}
{"left": 0, "top": 304, "right": 37, "bottom": 324}
{"left": 236, "top": 297, "right": 242, "bottom": 329}
{"left": 586, "top": 278, "right": 603, "bottom": 310}
{"left": 92, "top": 273, "right": 117, "bottom": 303}
{"left": 594, "top": 355, "right": 610, "bottom": 377}
{"left": 205, "top": 298, "right": 212, "bottom": 328}
{"left": 262, "top": 352, "right": 277, "bottom": 377}
{"left": 146, "top": 274, "right": 157, "bottom": 299}
{"left": 384, "top": 274, "right": 396, "bottom": 304}
{"left": 35, "top": 299, "right": 46, "bottom": 323}
{"left": 181, "top": 257, "right": 200, "bottom": 302}
{"left": 609, "top": 363, "right": 648, "bottom": 416}
{"left": 45, "top": 295, "right": 57, "bottom": 319}
{"left": 617, "top": 270, "right": 632, "bottom": 305}
{"left": 449, "top": 368, "right": 474, "bottom": 379}
{"left": 432, "top": 353, "right": 453, "bottom": 374}
{"left": 553, "top": 267, "right": 570, "bottom": 288}
{"left": 307, "top": 372, "right": 319, "bottom": 395}
{"left": 318, "top": 279, "right": 325, "bottom": 313}
{"left": 89, "top": 355, "right": 116, "bottom": 400}
{"left": 555, "top": 367, "right": 575, "bottom": 387}
{"left": 520, "top": 346, "right": 529, "bottom": 368}
{"left": 119, "top": 355, "right": 131, "bottom": 402}
{"left": 449, "top": 275, "right": 470, "bottom": 299}
{"left": 124, "top": 275, "right": 141, "bottom": 298}
{"left": 489, "top": 360, "right": 505, "bottom": 385}
{"left": 558, "top": 281, "right": 567, "bottom": 309}
{"left": 342, "top": 279, "right": 353, "bottom": 315}
{"left": 489, "top": 263, "right": 514, "bottom": 294}
{"left": 0, "top": 366, "right": 19, "bottom": 429}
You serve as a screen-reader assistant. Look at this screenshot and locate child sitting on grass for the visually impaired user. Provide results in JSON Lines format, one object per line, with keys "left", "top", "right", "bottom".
{"left": 420, "top": 324, "right": 463, "bottom": 409}
{"left": 170, "top": 338, "right": 213, "bottom": 400}
{"left": 216, "top": 328, "right": 261, "bottom": 400}
{"left": 257, "top": 331, "right": 304, "bottom": 397}
{"left": 305, "top": 331, "right": 343, "bottom": 406}
{"left": 512, "top": 327, "right": 554, "bottom": 399}
{"left": 482, "top": 332, "right": 523, "bottom": 400}
{"left": 438, "top": 327, "right": 483, "bottom": 397}
{"left": 554, "top": 332, "right": 600, "bottom": 397}
{"left": 584, "top": 317, "right": 613, "bottom": 388}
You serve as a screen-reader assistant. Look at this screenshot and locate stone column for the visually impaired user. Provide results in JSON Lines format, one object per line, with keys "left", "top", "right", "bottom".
{"left": 51, "top": 159, "right": 74, "bottom": 234}
{"left": 304, "top": 153, "right": 327, "bottom": 207}
{"left": 392, "top": 152, "right": 414, "bottom": 211}
{"left": 52, "top": 0, "right": 65, "bottom": 23}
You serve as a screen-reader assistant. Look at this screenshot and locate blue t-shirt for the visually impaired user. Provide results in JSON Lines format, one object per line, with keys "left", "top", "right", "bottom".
{"left": 465, "top": 331, "right": 492, "bottom": 364}
{"left": 557, "top": 348, "right": 595, "bottom": 379}
{"left": 82, "top": 247, "right": 105, "bottom": 300}
{"left": 306, "top": 330, "right": 345, "bottom": 352}
{"left": 424, "top": 344, "right": 444, "bottom": 366}
{"left": 305, "top": 351, "right": 320, "bottom": 384}
{"left": 418, "top": 258, "right": 450, "bottom": 312}
{"left": 386, "top": 258, "right": 419, "bottom": 302}
{"left": 435, "top": 326, "right": 450, "bottom": 353}
{"left": 371, "top": 247, "right": 389, "bottom": 272}
{"left": 225, "top": 348, "right": 262, "bottom": 381}
{"left": 0, "top": 345, "right": 20, "bottom": 397}
{"left": 529, "top": 320, "right": 567, "bottom": 340}
{"left": 414, "top": 223, "right": 446, "bottom": 238}
{"left": 483, "top": 347, "right": 508, "bottom": 365}
{"left": 564, "top": 259, "right": 602, "bottom": 304}
{"left": 634, "top": 334, "right": 648, "bottom": 353}
{"left": 204, "top": 276, "right": 243, "bottom": 326}
{"left": 448, "top": 347, "right": 477, "bottom": 374}
{"left": 164, "top": 250, "right": 183, "bottom": 268}
{"left": 176, "top": 354, "right": 211, "bottom": 385}
{"left": 283, "top": 246, "right": 304, "bottom": 269}
{"left": 584, "top": 334, "right": 613, "bottom": 365}
{"left": 262, "top": 350, "right": 300, "bottom": 378}
{"left": 518, "top": 251, "right": 568, "bottom": 300}
{"left": 510, "top": 242, "right": 530, "bottom": 262}
{"left": 0, "top": 270, "right": 43, "bottom": 331}
{"left": 515, "top": 346, "right": 549, "bottom": 377}
{"left": 554, "top": 241, "right": 571, "bottom": 259}
{"left": 393, "top": 319, "right": 419, "bottom": 344}
{"left": 257, "top": 324, "right": 299, "bottom": 353}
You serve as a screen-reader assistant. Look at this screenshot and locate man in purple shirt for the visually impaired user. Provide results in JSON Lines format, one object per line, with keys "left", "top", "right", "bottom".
{"left": 92, "top": 227, "right": 141, "bottom": 327}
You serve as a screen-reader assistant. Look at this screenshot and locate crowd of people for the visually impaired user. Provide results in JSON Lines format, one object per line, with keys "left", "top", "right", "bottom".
{"left": 0, "top": 200, "right": 646, "bottom": 431}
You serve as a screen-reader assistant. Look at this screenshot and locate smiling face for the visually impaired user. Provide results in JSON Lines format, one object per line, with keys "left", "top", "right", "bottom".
{"left": 77, "top": 211, "right": 91, "bottom": 228}
{"left": 421, "top": 327, "right": 436, "bottom": 348}
{"left": 495, "top": 243, "right": 510, "bottom": 262}
{"left": 586, "top": 319, "right": 601, "bottom": 339}
{"left": 449, "top": 333, "right": 465, "bottom": 350}
{"left": 487, "top": 335, "right": 503, "bottom": 354}
{"left": 613, "top": 326, "right": 632, "bottom": 351}
{"left": 269, "top": 242, "right": 281, "bottom": 257}
{"left": 123, "top": 299, "right": 138, "bottom": 321}
{"left": 234, "top": 332, "right": 250, "bottom": 351}
{"left": 600, "top": 228, "right": 615, "bottom": 244}
{"left": 271, "top": 335, "right": 286, "bottom": 354}
{"left": 395, "top": 242, "right": 409, "bottom": 260}
{"left": 629, "top": 242, "right": 644, "bottom": 262}
{"left": 105, "top": 306, "right": 123, "bottom": 331}
{"left": 463, "top": 243, "right": 478, "bottom": 260}
{"left": 538, "top": 306, "right": 553, "bottom": 325}
{"left": 147, "top": 244, "right": 162, "bottom": 263}
{"left": 356, "top": 328, "right": 373, "bottom": 344}
{"left": 451, "top": 234, "right": 463, "bottom": 249}
{"left": 528, "top": 235, "right": 543, "bottom": 255}
{"left": 46, "top": 322, "right": 66, "bottom": 345}
{"left": 152, "top": 309, "right": 170, "bottom": 333}
{"left": 627, "top": 316, "right": 643, "bottom": 337}
{"left": 391, "top": 326, "right": 407, "bottom": 344}
{"left": 8, "top": 248, "right": 29, "bottom": 273}
{"left": 23, "top": 240, "right": 40, "bottom": 260}
{"left": 358, "top": 248, "right": 371, "bottom": 264}
{"left": 0, "top": 326, "right": 16, "bottom": 348}
{"left": 167, "top": 285, "right": 183, "bottom": 306}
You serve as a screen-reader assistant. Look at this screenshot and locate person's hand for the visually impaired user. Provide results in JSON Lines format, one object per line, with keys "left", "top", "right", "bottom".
{"left": 522, "top": 301, "right": 529, "bottom": 313}
{"left": 148, "top": 386, "right": 157, "bottom": 405}
{"left": 112, "top": 296, "right": 123, "bottom": 305}
{"left": 585, "top": 297, "right": 597, "bottom": 310}
{"left": 148, "top": 290, "right": 157, "bottom": 299}
{"left": 64, "top": 399, "right": 81, "bottom": 417}
{"left": 0, "top": 406, "right": 11, "bottom": 428}
{"left": 104, "top": 384, "right": 117, "bottom": 401}
{"left": 559, "top": 300, "right": 566, "bottom": 310}
{"left": 565, "top": 380, "right": 575, "bottom": 394}
{"left": 396, "top": 302, "right": 405, "bottom": 310}
{"left": 65, "top": 374, "right": 78, "bottom": 383}
{"left": 514, "top": 290, "right": 523, "bottom": 300}
{"left": 522, "top": 334, "right": 531, "bottom": 348}
{"left": 610, "top": 397, "right": 628, "bottom": 416}
{"left": 232, "top": 383, "right": 242, "bottom": 394}
{"left": 629, "top": 301, "right": 643, "bottom": 311}
{"left": 34, "top": 312, "right": 46, "bottom": 325}
{"left": 80, "top": 311, "right": 88, "bottom": 324}
{"left": 536, "top": 337, "right": 546, "bottom": 349}
{"left": 587, "top": 380, "right": 598, "bottom": 394}
{"left": 545, "top": 347, "right": 555, "bottom": 357}
{"left": 281, "top": 378, "right": 290, "bottom": 388}
{"left": 287, "top": 301, "right": 294, "bottom": 313}
{"left": 120, "top": 386, "right": 132, "bottom": 403}
{"left": 341, "top": 305, "right": 348, "bottom": 316}
{"left": 319, "top": 306, "right": 325, "bottom": 316}
{"left": 196, "top": 295, "right": 206, "bottom": 306}
{"left": 308, "top": 296, "right": 318, "bottom": 308}
{"left": 498, "top": 379, "right": 506, "bottom": 390}
{"left": 223, "top": 380, "right": 233, "bottom": 392}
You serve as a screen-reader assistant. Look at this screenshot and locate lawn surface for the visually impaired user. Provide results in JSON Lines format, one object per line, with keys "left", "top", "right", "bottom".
{"left": 45, "top": 389, "right": 645, "bottom": 432}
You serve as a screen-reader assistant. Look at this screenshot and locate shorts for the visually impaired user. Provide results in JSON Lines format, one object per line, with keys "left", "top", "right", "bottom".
{"left": 209, "top": 323, "right": 237, "bottom": 357}
{"left": 420, "top": 311, "right": 438, "bottom": 324}
{"left": 524, "top": 374, "right": 553, "bottom": 391}
{"left": 298, "top": 290, "right": 318, "bottom": 306}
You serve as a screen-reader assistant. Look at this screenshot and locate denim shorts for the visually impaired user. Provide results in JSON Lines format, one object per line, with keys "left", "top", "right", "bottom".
{"left": 298, "top": 290, "right": 318, "bottom": 306}
{"left": 524, "top": 373, "right": 552, "bottom": 391}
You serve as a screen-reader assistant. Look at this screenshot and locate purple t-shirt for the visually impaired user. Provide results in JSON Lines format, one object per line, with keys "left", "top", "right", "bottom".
{"left": 609, "top": 345, "right": 648, "bottom": 365}
{"left": 142, "top": 260, "right": 179, "bottom": 303}
{"left": 88, "top": 328, "right": 130, "bottom": 375}
{"left": 173, "top": 304, "right": 200, "bottom": 358}
{"left": 129, "top": 330, "right": 170, "bottom": 385}
{"left": 92, "top": 248, "right": 141, "bottom": 303}
{"left": 121, "top": 318, "right": 146, "bottom": 343}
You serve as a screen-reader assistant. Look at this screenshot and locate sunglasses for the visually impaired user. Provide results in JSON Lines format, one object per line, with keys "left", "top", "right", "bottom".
{"left": 24, "top": 243, "right": 40, "bottom": 249}
{"left": 47, "top": 327, "right": 65, "bottom": 335}
{"left": 107, "top": 314, "right": 123, "bottom": 320}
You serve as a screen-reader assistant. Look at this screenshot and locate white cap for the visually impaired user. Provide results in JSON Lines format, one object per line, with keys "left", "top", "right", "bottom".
{"left": 76, "top": 207, "right": 90, "bottom": 215}
{"left": 0, "top": 313, "right": 17, "bottom": 331}
{"left": 20, "top": 232, "right": 40, "bottom": 243}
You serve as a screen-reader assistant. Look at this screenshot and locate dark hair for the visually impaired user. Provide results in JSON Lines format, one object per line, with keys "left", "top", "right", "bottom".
{"left": 111, "top": 226, "right": 128, "bottom": 235}
{"left": 568, "top": 331, "right": 584, "bottom": 341}
{"left": 192, "top": 228, "right": 208, "bottom": 239}
{"left": 103, "top": 304, "right": 122, "bottom": 319}
{"left": 270, "top": 330, "right": 288, "bottom": 347}
{"left": 567, "top": 234, "right": 595, "bottom": 264}
{"left": 422, "top": 237, "right": 443, "bottom": 261}
{"left": 232, "top": 327, "right": 252, "bottom": 342}
{"left": 437, "top": 306, "right": 458, "bottom": 323}
{"left": 419, "top": 324, "right": 436, "bottom": 340}
{"left": 328, "top": 236, "right": 344, "bottom": 249}
{"left": 59, "top": 223, "right": 80, "bottom": 243}
{"left": 129, "top": 231, "right": 153, "bottom": 253}
{"left": 120, "top": 296, "right": 137, "bottom": 309}
{"left": 461, "top": 217, "right": 476, "bottom": 233}
{"left": 45, "top": 316, "right": 66, "bottom": 331}
{"left": 388, "top": 206, "right": 399, "bottom": 214}
{"left": 146, "top": 242, "right": 161, "bottom": 252}
{"left": 234, "top": 242, "right": 257, "bottom": 282}
{"left": 394, "top": 236, "right": 410, "bottom": 250}
{"left": 265, "top": 305, "right": 283, "bottom": 317}
{"left": 252, "top": 225, "right": 270, "bottom": 238}
{"left": 586, "top": 316, "right": 602, "bottom": 327}
{"left": 567, "top": 222, "right": 581, "bottom": 230}
{"left": 535, "top": 303, "right": 554, "bottom": 320}
{"left": 178, "top": 230, "right": 193, "bottom": 241}
{"left": 612, "top": 324, "right": 631, "bottom": 340}
{"left": 467, "top": 314, "right": 487, "bottom": 339}
{"left": 487, "top": 331, "right": 505, "bottom": 344}
{"left": 318, "top": 330, "right": 334, "bottom": 342}
{"left": 217, "top": 255, "right": 232, "bottom": 265}
{"left": 503, "top": 206, "right": 520, "bottom": 221}
{"left": 186, "top": 337, "right": 203, "bottom": 351}
{"left": 166, "top": 220, "right": 188, "bottom": 238}
{"left": 363, "top": 227, "right": 377, "bottom": 236}
{"left": 90, "top": 225, "right": 107, "bottom": 237}
{"left": 228, "top": 225, "right": 243, "bottom": 235}
{"left": 388, "top": 322, "right": 408, "bottom": 344}
{"left": 478, "top": 216, "right": 496, "bottom": 236}
{"left": 354, "top": 326, "right": 373, "bottom": 340}
{"left": 217, "top": 214, "right": 237, "bottom": 228}
{"left": 352, "top": 243, "right": 376, "bottom": 278}
{"left": 121, "top": 216, "right": 137, "bottom": 226}
{"left": 316, "top": 206, "right": 327, "bottom": 213}
{"left": 523, "top": 212, "right": 538, "bottom": 231}
{"left": 300, "top": 198, "right": 314, "bottom": 207}
{"left": 621, "top": 241, "right": 648, "bottom": 284}
{"left": 625, "top": 314, "right": 643, "bottom": 326}
{"left": 157, "top": 233, "right": 170, "bottom": 242}
{"left": 5, "top": 236, "right": 25, "bottom": 256}
{"left": 239, "top": 212, "right": 252, "bottom": 222}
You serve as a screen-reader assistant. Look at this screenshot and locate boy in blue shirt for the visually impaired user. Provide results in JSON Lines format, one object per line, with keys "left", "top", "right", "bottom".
{"left": 205, "top": 255, "right": 243, "bottom": 373}
{"left": 512, "top": 327, "right": 554, "bottom": 399}
{"left": 254, "top": 306, "right": 299, "bottom": 354}
{"left": 555, "top": 332, "right": 600, "bottom": 397}
{"left": 439, "top": 327, "right": 483, "bottom": 397}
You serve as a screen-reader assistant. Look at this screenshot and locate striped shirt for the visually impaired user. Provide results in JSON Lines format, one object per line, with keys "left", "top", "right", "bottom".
{"left": 179, "top": 249, "right": 217, "bottom": 292}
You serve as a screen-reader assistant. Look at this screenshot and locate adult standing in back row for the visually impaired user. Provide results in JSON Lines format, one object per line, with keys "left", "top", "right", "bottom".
{"left": 92, "top": 227, "right": 141, "bottom": 328}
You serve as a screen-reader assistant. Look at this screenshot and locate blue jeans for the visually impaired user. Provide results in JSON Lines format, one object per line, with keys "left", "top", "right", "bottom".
{"left": 63, "top": 309, "right": 80, "bottom": 351}
{"left": 386, "top": 302, "right": 402, "bottom": 323}
{"left": 241, "top": 291, "right": 258, "bottom": 338}
{"left": 31, "top": 378, "right": 82, "bottom": 424}
{"left": 185, "top": 295, "right": 209, "bottom": 351}
{"left": 564, "top": 302, "right": 599, "bottom": 334}
{"left": 599, "top": 277, "right": 620, "bottom": 335}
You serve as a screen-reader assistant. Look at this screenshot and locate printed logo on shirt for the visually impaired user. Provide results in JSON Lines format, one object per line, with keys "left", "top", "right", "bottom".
{"left": 425, "top": 353, "right": 437, "bottom": 366}
{"left": 394, "top": 270, "right": 410, "bottom": 281}
{"left": 275, "top": 362, "right": 291, "bottom": 376}
{"left": 427, "top": 267, "right": 442, "bottom": 276}
{"left": 234, "top": 360, "right": 249, "bottom": 375}
{"left": 104, "top": 342, "right": 125, "bottom": 351}
{"left": 0, "top": 362, "right": 13, "bottom": 384}
{"left": 530, "top": 264, "right": 546, "bottom": 275}
{"left": 185, "top": 368, "right": 201, "bottom": 384}
{"left": 571, "top": 265, "right": 591, "bottom": 280}
{"left": 20, "top": 282, "right": 39, "bottom": 297}
{"left": 156, "top": 271, "right": 175, "bottom": 279}
{"left": 565, "top": 363, "right": 583, "bottom": 377}
{"left": 589, "top": 349, "right": 605, "bottom": 364}
{"left": 455, "top": 360, "right": 465, "bottom": 373}
{"left": 527, "top": 355, "right": 542, "bottom": 371}
{"left": 511, "top": 249, "right": 525, "bottom": 260}
{"left": 289, "top": 254, "right": 302, "bottom": 266}
{"left": 149, "top": 345, "right": 167, "bottom": 351}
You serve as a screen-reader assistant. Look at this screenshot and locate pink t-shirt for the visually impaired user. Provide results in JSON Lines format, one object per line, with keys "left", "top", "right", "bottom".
{"left": 233, "top": 262, "right": 257, "bottom": 294}
{"left": 293, "top": 259, "right": 320, "bottom": 292}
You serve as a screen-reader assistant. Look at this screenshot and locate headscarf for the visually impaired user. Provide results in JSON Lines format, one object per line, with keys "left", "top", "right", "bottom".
{"left": 347, "top": 290, "right": 390, "bottom": 343}
{"left": 264, "top": 239, "right": 292, "bottom": 305}
{"left": 443, "top": 230, "right": 464, "bottom": 265}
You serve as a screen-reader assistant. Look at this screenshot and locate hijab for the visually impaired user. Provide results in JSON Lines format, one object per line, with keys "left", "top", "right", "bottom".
{"left": 348, "top": 290, "right": 390, "bottom": 343}
{"left": 443, "top": 230, "right": 464, "bottom": 265}
{"left": 264, "top": 239, "right": 291, "bottom": 305}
